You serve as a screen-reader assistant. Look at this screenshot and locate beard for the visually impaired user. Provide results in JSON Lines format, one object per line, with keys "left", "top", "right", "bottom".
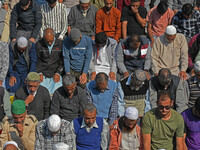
{"left": 122, "top": 120, "right": 135, "bottom": 133}
{"left": 105, "top": 6, "right": 112, "bottom": 11}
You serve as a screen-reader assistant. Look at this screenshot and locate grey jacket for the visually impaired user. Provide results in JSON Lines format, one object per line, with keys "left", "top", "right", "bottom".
{"left": 89, "top": 37, "right": 117, "bottom": 74}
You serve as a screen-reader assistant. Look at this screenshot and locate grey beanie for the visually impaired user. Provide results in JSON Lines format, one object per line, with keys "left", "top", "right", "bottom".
{"left": 70, "top": 28, "right": 82, "bottom": 42}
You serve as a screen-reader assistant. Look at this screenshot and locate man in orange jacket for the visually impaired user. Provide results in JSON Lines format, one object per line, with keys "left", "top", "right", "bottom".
{"left": 109, "top": 107, "right": 142, "bottom": 150}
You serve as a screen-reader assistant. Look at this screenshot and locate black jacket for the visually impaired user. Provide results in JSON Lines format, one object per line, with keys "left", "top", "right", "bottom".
{"left": 36, "top": 38, "right": 63, "bottom": 78}
{"left": 14, "top": 85, "right": 51, "bottom": 121}
{"left": 10, "top": 0, "right": 42, "bottom": 40}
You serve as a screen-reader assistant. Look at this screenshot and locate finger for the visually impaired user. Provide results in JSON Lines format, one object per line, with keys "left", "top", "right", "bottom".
{"left": 14, "top": 78, "right": 17, "bottom": 84}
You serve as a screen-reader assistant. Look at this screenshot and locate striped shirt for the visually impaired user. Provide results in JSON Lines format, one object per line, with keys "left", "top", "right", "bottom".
{"left": 40, "top": 2, "right": 69, "bottom": 39}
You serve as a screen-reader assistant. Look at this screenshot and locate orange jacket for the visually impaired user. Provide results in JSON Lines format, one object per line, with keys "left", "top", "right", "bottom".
{"left": 109, "top": 117, "right": 143, "bottom": 150}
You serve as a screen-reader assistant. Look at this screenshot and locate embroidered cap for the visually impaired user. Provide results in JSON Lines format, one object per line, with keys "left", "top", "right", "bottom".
{"left": 194, "top": 60, "right": 200, "bottom": 71}
{"left": 27, "top": 72, "right": 40, "bottom": 82}
{"left": 53, "top": 142, "right": 70, "bottom": 150}
{"left": 11, "top": 100, "right": 26, "bottom": 115}
{"left": 47, "top": 115, "right": 61, "bottom": 132}
{"left": 17, "top": 37, "right": 28, "bottom": 48}
{"left": 80, "top": 0, "right": 90, "bottom": 3}
{"left": 125, "top": 107, "right": 138, "bottom": 120}
{"left": 165, "top": 25, "right": 177, "bottom": 35}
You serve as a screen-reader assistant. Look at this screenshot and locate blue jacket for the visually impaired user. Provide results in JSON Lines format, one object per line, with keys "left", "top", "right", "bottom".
{"left": 63, "top": 35, "right": 92, "bottom": 74}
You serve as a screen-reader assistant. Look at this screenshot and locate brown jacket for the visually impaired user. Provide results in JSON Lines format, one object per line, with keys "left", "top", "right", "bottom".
{"left": 0, "top": 115, "right": 38, "bottom": 150}
{"left": 109, "top": 116, "right": 143, "bottom": 150}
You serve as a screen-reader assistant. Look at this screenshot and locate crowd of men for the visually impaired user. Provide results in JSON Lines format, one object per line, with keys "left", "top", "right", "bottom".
{"left": 0, "top": 0, "right": 200, "bottom": 149}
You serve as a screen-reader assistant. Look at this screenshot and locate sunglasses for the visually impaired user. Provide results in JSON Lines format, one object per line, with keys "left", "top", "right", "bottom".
{"left": 158, "top": 105, "right": 171, "bottom": 110}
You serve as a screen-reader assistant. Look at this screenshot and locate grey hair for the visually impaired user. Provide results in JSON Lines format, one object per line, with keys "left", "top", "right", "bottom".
{"left": 62, "top": 74, "right": 76, "bottom": 86}
{"left": 95, "top": 72, "right": 108, "bottom": 83}
{"left": 84, "top": 103, "right": 97, "bottom": 113}
{"left": 43, "top": 28, "right": 55, "bottom": 38}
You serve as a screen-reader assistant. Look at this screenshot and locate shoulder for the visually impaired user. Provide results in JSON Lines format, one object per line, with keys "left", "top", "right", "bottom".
{"left": 112, "top": 7, "right": 121, "bottom": 14}
{"left": 2, "top": 116, "right": 14, "bottom": 126}
{"left": 26, "top": 115, "right": 38, "bottom": 124}
{"left": 108, "top": 37, "right": 117, "bottom": 46}
{"left": 171, "top": 109, "right": 184, "bottom": 121}
{"left": 90, "top": 5, "right": 98, "bottom": 12}
{"left": 38, "top": 85, "right": 50, "bottom": 93}
{"left": 96, "top": 8, "right": 104, "bottom": 15}
{"left": 143, "top": 108, "right": 157, "bottom": 120}
{"left": 138, "top": 5, "right": 147, "bottom": 13}
{"left": 82, "top": 35, "right": 92, "bottom": 42}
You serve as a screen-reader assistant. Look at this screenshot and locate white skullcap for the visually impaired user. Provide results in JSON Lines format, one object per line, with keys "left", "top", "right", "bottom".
{"left": 53, "top": 142, "right": 70, "bottom": 150}
{"left": 124, "top": 107, "right": 138, "bottom": 120}
{"left": 3, "top": 141, "right": 18, "bottom": 149}
{"left": 17, "top": 37, "right": 28, "bottom": 48}
{"left": 80, "top": 0, "right": 90, "bottom": 3}
{"left": 194, "top": 60, "right": 200, "bottom": 71}
{"left": 165, "top": 25, "right": 177, "bottom": 35}
{"left": 47, "top": 114, "right": 61, "bottom": 132}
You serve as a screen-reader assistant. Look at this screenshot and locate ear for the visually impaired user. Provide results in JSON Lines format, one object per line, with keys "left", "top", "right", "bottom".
{"left": 171, "top": 100, "right": 174, "bottom": 107}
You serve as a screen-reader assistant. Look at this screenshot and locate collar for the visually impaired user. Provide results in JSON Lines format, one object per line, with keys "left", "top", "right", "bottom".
{"left": 81, "top": 118, "right": 99, "bottom": 129}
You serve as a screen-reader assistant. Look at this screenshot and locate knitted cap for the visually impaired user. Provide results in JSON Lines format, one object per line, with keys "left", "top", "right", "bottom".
{"left": 135, "top": 70, "right": 146, "bottom": 82}
{"left": 70, "top": 28, "right": 82, "bottom": 43}
{"left": 53, "top": 142, "right": 70, "bottom": 150}
{"left": 194, "top": 60, "right": 200, "bottom": 71}
{"left": 47, "top": 115, "right": 61, "bottom": 132}
{"left": 125, "top": 107, "right": 138, "bottom": 120}
{"left": 27, "top": 72, "right": 40, "bottom": 81}
{"left": 19, "top": 0, "right": 30, "bottom": 6}
{"left": 11, "top": 100, "right": 26, "bottom": 115}
{"left": 17, "top": 37, "right": 28, "bottom": 48}
{"left": 165, "top": 25, "right": 177, "bottom": 35}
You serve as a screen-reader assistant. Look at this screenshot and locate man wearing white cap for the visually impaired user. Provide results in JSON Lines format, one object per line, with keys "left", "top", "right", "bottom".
{"left": 5, "top": 36, "right": 37, "bottom": 93}
{"left": 67, "top": 0, "right": 97, "bottom": 40}
{"left": 3, "top": 141, "right": 18, "bottom": 150}
{"left": 53, "top": 142, "right": 70, "bottom": 150}
{"left": 109, "top": 107, "right": 142, "bottom": 150}
{"left": 35, "top": 114, "right": 75, "bottom": 150}
{"left": 151, "top": 25, "right": 188, "bottom": 81}
{"left": 184, "top": 60, "right": 200, "bottom": 108}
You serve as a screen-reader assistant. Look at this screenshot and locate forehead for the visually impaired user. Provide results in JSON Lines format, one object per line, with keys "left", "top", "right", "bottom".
{"left": 84, "top": 110, "right": 96, "bottom": 117}
{"left": 65, "top": 83, "right": 75, "bottom": 89}
{"left": 131, "top": 1, "right": 140, "bottom": 5}
{"left": 105, "top": 0, "right": 113, "bottom": 3}
{"left": 13, "top": 113, "right": 25, "bottom": 118}
{"left": 28, "top": 81, "right": 39, "bottom": 85}
{"left": 158, "top": 97, "right": 171, "bottom": 105}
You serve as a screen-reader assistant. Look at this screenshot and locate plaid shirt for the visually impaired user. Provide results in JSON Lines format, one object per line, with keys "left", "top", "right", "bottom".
{"left": 34, "top": 119, "right": 76, "bottom": 150}
{"left": 86, "top": 81, "right": 119, "bottom": 125}
{"left": 172, "top": 10, "right": 200, "bottom": 39}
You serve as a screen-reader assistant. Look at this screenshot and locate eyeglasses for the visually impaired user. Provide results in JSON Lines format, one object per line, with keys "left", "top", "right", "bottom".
{"left": 158, "top": 105, "right": 171, "bottom": 110}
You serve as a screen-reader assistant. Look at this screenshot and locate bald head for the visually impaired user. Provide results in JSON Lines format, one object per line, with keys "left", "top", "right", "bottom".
{"left": 44, "top": 28, "right": 55, "bottom": 46}
{"left": 4, "top": 144, "right": 18, "bottom": 150}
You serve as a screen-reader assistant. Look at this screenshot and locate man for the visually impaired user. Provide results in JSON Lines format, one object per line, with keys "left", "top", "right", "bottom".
{"left": 109, "top": 107, "right": 142, "bottom": 149}
{"left": 35, "top": 114, "right": 75, "bottom": 150}
{"left": 120, "top": 70, "right": 148, "bottom": 117}
{"left": 0, "top": 100, "right": 38, "bottom": 150}
{"left": 171, "top": 3, "right": 200, "bottom": 42}
{"left": 14, "top": 72, "right": 51, "bottom": 121}
{"left": 10, "top": 0, "right": 42, "bottom": 43}
{"left": 90, "top": 32, "right": 117, "bottom": 81}
{"left": 91, "top": 0, "right": 116, "bottom": 10}
{"left": 149, "top": 68, "right": 188, "bottom": 113}
{"left": 188, "top": 33, "right": 200, "bottom": 75}
{"left": 3, "top": 141, "right": 18, "bottom": 150}
{"left": 116, "top": 34, "right": 151, "bottom": 80}
{"left": 121, "top": 0, "right": 147, "bottom": 39}
{"left": 5, "top": 37, "right": 37, "bottom": 93}
{"left": 63, "top": 28, "right": 92, "bottom": 88}
{"left": 151, "top": 25, "right": 188, "bottom": 80}
{"left": 95, "top": 0, "right": 121, "bottom": 42}
{"left": 147, "top": 1, "right": 174, "bottom": 47}
{"left": 0, "top": 41, "right": 9, "bottom": 86}
{"left": 142, "top": 90, "right": 185, "bottom": 150}
{"left": 36, "top": 28, "right": 63, "bottom": 94}
{"left": 182, "top": 98, "right": 200, "bottom": 150}
{"left": 40, "top": 0, "right": 68, "bottom": 40}
{"left": 71, "top": 103, "right": 109, "bottom": 150}
{"left": 50, "top": 74, "right": 87, "bottom": 122}
{"left": 68, "top": 0, "right": 97, "bottom": 39}
{"left": 144, "top": 0, "right": 173, "bottom": 12}
{"left": 86, "top": 72, "right": 118, "bottom": 125}
{"left": 172, "top": 0, "right": 196, "bottom": 14}
{"left": 185, "top": 61, "right": 200, "bottom": 108}
{"left": 150, "top": 68, "right": 188, "bottom": 113}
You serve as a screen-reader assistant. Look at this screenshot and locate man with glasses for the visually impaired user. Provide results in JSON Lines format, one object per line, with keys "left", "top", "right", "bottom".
{"left": 142, "top": 90, "right": 185, "bottom": 150}
{"left": 89, "top": 32, "right": 117, "bottom": 81}
{"left": 149, "top": 68, "right": 188, "bottom": 113}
